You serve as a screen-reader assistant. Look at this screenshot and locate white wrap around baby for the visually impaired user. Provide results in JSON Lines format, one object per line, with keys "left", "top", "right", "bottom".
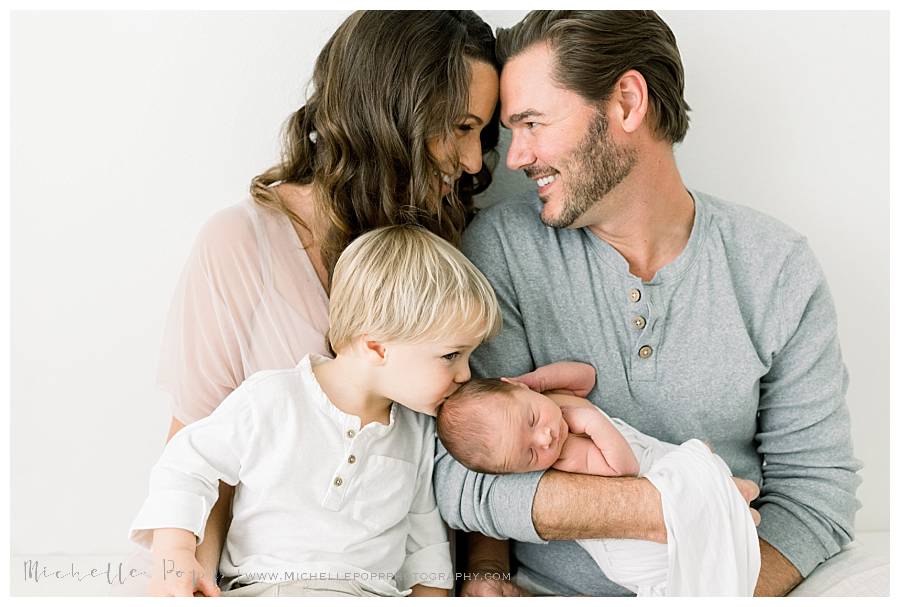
{"left": 576, "top": 419, "right": 761, "bottom": 596}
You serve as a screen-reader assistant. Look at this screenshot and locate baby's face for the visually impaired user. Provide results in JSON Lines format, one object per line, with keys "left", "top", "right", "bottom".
{"left": 493, "top": 387, "right": 569, "bottom": 473}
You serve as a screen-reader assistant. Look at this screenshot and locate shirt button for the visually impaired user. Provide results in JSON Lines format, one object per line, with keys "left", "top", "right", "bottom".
{"left": 629, "top": 288, "right": 642, "bottom": 303}
{"left": 638, "top": 345, "right": 653, "bottom": 359}
{"left": 346, "top": 429, "right": 355, "bottom": 439}
{"left": 333, "top": 476, "right": 343, "bottom": 487}
{"left": 631, "top": 316, "right": 647, "bottom": 330}
{"left": 347, "top": 455, "right": 356, "bottom": 464}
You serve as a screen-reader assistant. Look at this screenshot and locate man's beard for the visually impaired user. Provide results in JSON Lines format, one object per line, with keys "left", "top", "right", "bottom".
{"left": 540, "top": 110, "right": 637, "bottom": 228}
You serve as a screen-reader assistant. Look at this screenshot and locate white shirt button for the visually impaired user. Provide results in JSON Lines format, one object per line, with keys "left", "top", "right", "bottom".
{"left": 333, "top": 476, "right": 343, "bottom": 487}
{"left": 632, "top": 316, "right": 647, "bottom": 330}
{"left": 629, "top": 288, "right": 642, "bottom": 303}
{"left": 346, "top": 429, "right": 355, "bottom": 439}
{"left": 638, "top": 345, "right": 653, "bottom": 359}
{"left": 348, "top": 455, "right": 356, "bottom": 464}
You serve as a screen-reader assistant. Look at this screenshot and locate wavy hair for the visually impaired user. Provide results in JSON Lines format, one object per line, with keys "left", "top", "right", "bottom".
{"left": 251, "top": 11, "right": 500, "bottom": 286}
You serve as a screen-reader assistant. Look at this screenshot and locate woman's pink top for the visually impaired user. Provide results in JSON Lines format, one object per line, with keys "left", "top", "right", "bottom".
{"left": 158, "top": 199, "right": 330, "bottom": 424}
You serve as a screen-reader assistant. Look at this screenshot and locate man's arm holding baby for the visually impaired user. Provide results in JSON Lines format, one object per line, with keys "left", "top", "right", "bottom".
{"left": 446, "top": 362, "right": 665, "bottom": 596}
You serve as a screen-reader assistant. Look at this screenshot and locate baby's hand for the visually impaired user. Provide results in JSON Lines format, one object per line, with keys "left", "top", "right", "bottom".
{"left": 149, "top": 529, "right": 220, "bottom": 597}
{"left": 559, "top": 405, "right": 601, "bottom": 435}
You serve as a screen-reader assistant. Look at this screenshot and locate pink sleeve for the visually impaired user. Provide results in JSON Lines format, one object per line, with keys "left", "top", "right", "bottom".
{"left": 157, "top": 205, "right": 265, "bottom": 425}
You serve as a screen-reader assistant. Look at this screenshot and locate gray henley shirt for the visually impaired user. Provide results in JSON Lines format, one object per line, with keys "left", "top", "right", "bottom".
{"left": 434, "top": 189, "right": 861, "bottom": 596}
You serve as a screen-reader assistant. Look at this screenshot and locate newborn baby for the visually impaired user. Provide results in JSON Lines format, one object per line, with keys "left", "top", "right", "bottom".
{"left": 436, "top": 362, "right": 672, "bottom": 478}
{"left": 436, "top": 362, "right": 760, "bottom": 597}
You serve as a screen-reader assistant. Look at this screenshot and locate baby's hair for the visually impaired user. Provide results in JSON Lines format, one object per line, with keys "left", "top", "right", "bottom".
{"left": 326, "top": 224, "right": 501, "bottom": 352}
{"left": 437, "top": 378, "right": 518, "bottom": 474}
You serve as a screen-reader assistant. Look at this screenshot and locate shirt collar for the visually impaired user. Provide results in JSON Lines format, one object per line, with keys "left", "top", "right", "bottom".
{"left": 580, "top": 188, "right": 708, "bottom": 285}
{"left": 298, "top": 353, "right": 398, "bottom": 435}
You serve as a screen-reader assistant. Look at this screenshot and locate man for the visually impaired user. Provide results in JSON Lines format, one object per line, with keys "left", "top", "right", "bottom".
{"left": 434, "top": 10, "right": 861, "bottom": 597}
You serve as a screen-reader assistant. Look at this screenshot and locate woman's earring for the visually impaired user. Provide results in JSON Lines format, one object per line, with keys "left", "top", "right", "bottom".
{"left": 309, "top": 130, "right": 318, "bottom": 144}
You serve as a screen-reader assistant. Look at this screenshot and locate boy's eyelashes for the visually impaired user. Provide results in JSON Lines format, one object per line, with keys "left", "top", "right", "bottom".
{"left": 441, "top": 352, "right": 461, "bottom": 361}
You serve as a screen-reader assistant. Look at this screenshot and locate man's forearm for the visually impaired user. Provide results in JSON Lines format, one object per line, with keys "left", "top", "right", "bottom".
{"left": 754, "top": 538, "right": 802, "bottom": 596}
{"left": 532, "top": 471, "right": 665, "bottom": 542}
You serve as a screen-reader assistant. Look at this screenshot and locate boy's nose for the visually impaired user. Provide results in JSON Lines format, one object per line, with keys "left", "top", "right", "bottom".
{"left": 454, "top": 365, "right": 471, "bottom": 384}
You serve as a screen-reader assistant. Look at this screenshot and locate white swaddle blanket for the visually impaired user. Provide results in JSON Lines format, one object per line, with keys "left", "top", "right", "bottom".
{"left": 576, "top": 420, "right": 760, "bottom": 596}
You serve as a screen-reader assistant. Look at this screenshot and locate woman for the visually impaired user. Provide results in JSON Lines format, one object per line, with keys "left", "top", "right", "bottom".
{"left": 128, "top": 10, "right": 500, "bottom": 595}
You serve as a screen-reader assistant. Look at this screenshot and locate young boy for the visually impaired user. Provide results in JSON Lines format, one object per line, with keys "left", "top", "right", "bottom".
{"left": 436, "top": 361, "right": 761, "bottom": 596}
{"left": 129, "top": 224, "right": 501, "bottom": 597}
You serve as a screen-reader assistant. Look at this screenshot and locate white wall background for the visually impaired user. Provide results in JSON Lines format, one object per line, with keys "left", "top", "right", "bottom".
{"left": 11, "top": 11, "right": 888, "bottom": 557}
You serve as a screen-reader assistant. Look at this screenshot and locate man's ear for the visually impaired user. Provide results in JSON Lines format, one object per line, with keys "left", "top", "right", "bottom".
{"left": 611, "top": 69, "right": 650, "bottom": 135}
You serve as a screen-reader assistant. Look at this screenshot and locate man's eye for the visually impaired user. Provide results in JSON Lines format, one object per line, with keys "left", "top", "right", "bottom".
{"left": 525, "top": 122, "right": 537, "bottom": 130}
{"left": 442, "top": 352, "right": 460, "bottom": 361}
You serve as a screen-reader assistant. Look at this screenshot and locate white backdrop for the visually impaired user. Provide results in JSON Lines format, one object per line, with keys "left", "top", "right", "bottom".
{"left": 11, "top": 11, "right": 888, "bottom": 559}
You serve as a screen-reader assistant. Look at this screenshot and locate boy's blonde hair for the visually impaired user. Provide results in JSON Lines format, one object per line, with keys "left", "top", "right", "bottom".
{"left": 327, "top": 224, "right": 502, "bottom": 352}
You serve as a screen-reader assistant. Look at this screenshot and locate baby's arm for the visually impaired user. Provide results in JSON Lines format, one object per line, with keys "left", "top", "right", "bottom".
{"left": 547, "top": 393, "right": 639, "bottom": 477}
{"left": 505, "top": 361, "right": 596, "bottom": 397}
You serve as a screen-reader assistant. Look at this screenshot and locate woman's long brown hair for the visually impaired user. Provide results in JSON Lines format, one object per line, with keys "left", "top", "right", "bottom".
{"left": 250, "top": 10, "right": 500, "bottom": 289}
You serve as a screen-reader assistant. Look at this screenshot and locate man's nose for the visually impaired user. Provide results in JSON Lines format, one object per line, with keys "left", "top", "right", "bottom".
{"left": 506, "top": 130, "right": 536, "bottom": 171}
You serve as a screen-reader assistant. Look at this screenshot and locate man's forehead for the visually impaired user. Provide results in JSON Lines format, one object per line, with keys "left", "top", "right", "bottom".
{"left": 499, "top": 44, "right": 559, "bottom": 124}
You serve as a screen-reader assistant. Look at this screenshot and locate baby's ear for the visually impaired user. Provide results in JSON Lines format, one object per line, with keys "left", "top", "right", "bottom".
{"left": 500, "top": 377, "right": 530, "bottom": 390}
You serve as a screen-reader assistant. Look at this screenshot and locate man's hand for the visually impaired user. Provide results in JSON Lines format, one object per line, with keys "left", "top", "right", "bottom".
{"left": 460, "top": 577, "right": 529, "bottom": 597}
{"left": 506, "top": 361, "right": 597, "bottom": 397}
{"left": 149, "top": 528, "right": 221, "bottom": 597}
{"left": 731, "top": 477, "right": 762, "bottom": 526}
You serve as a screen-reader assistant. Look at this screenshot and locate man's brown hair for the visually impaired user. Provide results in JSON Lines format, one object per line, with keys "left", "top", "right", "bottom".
{"left": 496, "top": 10, "right": 691, "bottom": 144}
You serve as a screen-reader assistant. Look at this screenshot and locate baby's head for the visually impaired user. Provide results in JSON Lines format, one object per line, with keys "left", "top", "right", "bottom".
{"left": 327, "top": 224, "right": 501, "bottom": 416}
{"left": 437, "top": 378, "right": 569, "bottom": 473}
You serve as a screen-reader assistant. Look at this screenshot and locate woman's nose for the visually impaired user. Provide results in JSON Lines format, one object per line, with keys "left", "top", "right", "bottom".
{"left": 459, "top": 138, "right": 484, "bottom": 175}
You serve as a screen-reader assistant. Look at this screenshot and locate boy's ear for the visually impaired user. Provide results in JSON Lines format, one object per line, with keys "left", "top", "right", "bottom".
{"left": 360, "top": 335, "right": 388, "bottom": 364}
